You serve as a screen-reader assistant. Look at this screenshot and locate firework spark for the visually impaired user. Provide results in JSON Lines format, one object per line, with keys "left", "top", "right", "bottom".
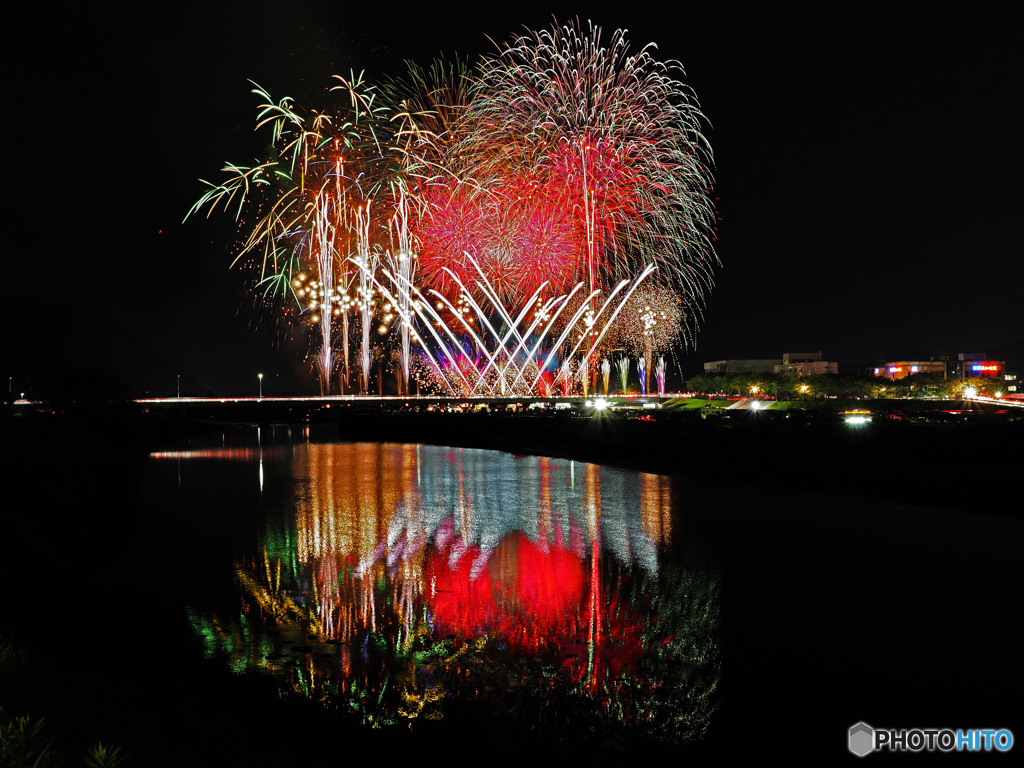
{"left": 616, "top": 356, "right": 630, "bottom": 395}
{"left": 656, "top": 356, "right": 667, "bottom": 396}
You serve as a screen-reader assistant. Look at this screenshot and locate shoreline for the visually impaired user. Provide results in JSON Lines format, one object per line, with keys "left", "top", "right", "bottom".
{"left": 4, "top": 401, "right": 1021, "bottom": 517}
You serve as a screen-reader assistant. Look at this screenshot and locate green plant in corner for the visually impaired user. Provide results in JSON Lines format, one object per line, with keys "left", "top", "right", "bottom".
{"left": 0, "top": 713, "right": 60, "bottom": 768}
{"left": 82, "top": 742, "right": 127, "bottom": 768}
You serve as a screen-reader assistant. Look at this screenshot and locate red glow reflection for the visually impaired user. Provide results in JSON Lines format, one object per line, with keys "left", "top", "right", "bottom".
{"left": 426, "top": 532, "right": 584, "bottom": 652}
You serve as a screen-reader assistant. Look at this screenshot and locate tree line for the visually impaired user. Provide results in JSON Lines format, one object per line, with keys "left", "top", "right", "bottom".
{"left": 683, "top": 371, "right": 1008, "bottom": 400}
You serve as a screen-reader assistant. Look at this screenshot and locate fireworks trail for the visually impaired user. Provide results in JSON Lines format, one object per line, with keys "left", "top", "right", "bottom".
{"left": 312, "top": 191, "right": 336, "bottom": 394}
{"left": 656, "top": 356, "right": 667, "bottom": 396}
{"left": 617, "top": 356, "right": 630, "bottom": 395}
{"left": 362, "top": 253, "right": 656, "bottom": 397}
{"left": 557, "top": 360, "right": 573, "bottom": 397}
{"left": 386, "top": 183, "right": 417, "bottom": 395}
{"left": 354, "top": 201, "right": 379, "bottom": 395}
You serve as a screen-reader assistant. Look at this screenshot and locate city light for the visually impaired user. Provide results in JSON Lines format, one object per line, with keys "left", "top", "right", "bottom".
{"left": 843, "top": 410, "right": 872, "bottom": 425}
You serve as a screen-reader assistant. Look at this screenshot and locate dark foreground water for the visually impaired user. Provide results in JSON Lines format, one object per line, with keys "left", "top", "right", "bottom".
{"left": 4, "top": 421, "right": 1022, "bottom": 763}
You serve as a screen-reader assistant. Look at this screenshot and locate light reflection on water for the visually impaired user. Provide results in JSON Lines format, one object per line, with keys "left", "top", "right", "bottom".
{"left": 156, "top": 436, "right": 719, "bottom": 742}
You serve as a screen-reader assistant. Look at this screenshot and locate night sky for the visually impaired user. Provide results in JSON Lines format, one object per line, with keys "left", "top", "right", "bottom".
{"left": 7, "top": 2, "right": 1020, "bottom": 398}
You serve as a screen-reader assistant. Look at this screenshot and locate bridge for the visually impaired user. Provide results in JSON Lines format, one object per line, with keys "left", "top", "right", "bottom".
{"left": 131, "top": 393, "right": 701, "bottom": 430}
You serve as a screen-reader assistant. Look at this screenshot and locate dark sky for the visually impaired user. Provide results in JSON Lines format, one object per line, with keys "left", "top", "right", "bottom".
{"left": 6, "top": 2, "right": 1021, "bottom": 397}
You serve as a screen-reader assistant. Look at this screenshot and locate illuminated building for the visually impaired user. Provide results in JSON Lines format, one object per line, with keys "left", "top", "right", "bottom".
{"left": 955, "top": 352, "right": 1005, "bottom": 381}
{"left": 873, "top": 352, "right": 1012, "bottom": 388}
{"left": 1003, "top": 372, "right": 1019, "bottom": 395}
{"left": 874, "top": 360, "right": 949, "bottom": 380}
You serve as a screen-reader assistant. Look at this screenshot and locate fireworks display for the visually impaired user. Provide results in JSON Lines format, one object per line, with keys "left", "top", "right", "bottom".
{"left": 187, "top": 20, "right": 717, "bottom": 396}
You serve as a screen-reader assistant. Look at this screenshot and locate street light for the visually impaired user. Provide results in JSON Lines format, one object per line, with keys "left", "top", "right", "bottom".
{"left": 258, "top": 373, "right": 263, "bottom": 400}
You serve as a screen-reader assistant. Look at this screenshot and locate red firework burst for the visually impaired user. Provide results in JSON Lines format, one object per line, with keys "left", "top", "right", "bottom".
{"left": 412, "top": 173, "right": 580, "bottom": 307}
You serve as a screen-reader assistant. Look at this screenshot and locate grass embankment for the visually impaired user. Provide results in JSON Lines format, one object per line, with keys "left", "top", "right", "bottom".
{"left": 660, "top": 397, "right": 713, "bottom": 409}
{"left": 764, "top": 397, "right": 978, "bottom": 412}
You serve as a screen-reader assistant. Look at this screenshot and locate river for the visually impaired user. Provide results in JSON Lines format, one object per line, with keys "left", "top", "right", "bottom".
{"left": 3, "top": 420, "right": 1021, "bottom": 761}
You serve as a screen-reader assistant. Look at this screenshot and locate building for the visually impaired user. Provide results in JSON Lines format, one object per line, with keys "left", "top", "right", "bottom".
{"left": 955, "top": 352, "right": 1005, "bottom": 381}
{"left": 1003, "top": 372, "right": 1019, "bottom": 396}
{"left": 873, "top": 360, "right": 949, "bottom": 380}
{"left": 873, "top": 352, "right": 1008, "bottom": 383}
{"left": 704, "top": 350, "right": 840, "bottom": 377}
{"left": 704, "top": 359, "right": 779, "bottom": 375}
{"left": 774, "top": 351, "right": 838, "bottom": 377}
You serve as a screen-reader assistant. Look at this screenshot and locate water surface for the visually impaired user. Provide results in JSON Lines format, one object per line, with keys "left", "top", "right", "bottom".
{"left": 147, "top": 427, "right": 720, "bottom": 743}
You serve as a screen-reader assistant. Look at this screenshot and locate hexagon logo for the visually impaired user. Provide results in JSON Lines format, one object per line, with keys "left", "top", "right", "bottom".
{"left": 849, "top": 722, "right": 874, "bottom": 757}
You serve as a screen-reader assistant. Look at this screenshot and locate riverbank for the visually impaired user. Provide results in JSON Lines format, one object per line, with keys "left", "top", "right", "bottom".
{"left": 330, "top": 407, "right": 1022, "bottom": 518}
{"left": 7, "top": 400, "right": 1019, "bottom": 516}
